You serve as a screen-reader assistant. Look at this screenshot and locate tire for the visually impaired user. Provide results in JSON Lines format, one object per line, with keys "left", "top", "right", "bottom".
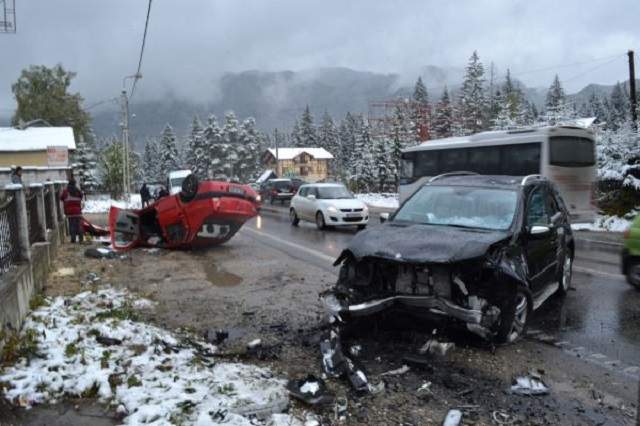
{"left": 556, "top": 253, "right": 573, "bottom": 296}
{"left": 495, "top": 285, "right": 532, "bottom": 344}
{"left": 315, "top": 211, "right": 326, "bottom": 230}
{"left": 357, "top": 224, "right": 366, "bottom": 231}
{"left": 626, "top": 261, "right": 640, "bottom": 289}
{"left": 290, "top": 209, "right": 300, "bottom": 226}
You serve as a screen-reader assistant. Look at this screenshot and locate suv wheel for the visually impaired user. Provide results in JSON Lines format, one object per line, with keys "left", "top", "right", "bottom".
{"left": 556, "top": 253, "right": 572, "bottom": 296}
{"left": 290, "top": 209, "right": 300, "bottom": 226}
{"left": 495, "top": 285, "right": 532, "bottom": 344}
{"left": 627, "top": 260, "right": 640, "bottom": 289}
{"left": 315, "top": 211, "right": 326, "bottom": 230}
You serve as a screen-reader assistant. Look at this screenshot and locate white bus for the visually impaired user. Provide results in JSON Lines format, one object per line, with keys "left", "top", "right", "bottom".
{"left": 400, "top": 125, "right": 597, "bottom": 221}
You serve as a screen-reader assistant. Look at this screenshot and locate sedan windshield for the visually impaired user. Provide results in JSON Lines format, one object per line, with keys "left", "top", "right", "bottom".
{"left": 394, "top": 186, "right": 517, "bottom": 230}
{"left": 317, "top": 186, "right": 353, "bottom": 199}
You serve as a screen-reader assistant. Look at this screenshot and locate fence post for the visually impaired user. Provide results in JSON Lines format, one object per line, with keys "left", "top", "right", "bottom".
{"left": 4, "top": 184, "right": 31, "bottom": 262}
{"left": 29, "top": 183, "right": 47, "bottom": 242}
{"left": 44, "top": 182, "right": 58, "bottom": 230}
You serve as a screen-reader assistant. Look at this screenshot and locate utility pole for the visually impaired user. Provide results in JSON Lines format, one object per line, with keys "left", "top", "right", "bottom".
{"left": 121, "top": 90, "right": 130, "bottom": 200}
{"left": 628, "top": 50, "right": 637, "bottom": 130}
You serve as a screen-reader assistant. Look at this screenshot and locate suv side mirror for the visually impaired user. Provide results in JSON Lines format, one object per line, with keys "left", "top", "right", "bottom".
{"left": 380, "top": 212, "right": 390, "bottom": 223}
{"left": 530, "top": 225, "right": 550, "bottom": 235}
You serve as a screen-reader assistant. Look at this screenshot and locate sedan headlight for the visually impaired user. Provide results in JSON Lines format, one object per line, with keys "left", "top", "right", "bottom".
{"left": 256, "top": 194, "right": 262, "bottom": 202}
{"left": 327, "top": 205, "right": 338, "bottom": 214}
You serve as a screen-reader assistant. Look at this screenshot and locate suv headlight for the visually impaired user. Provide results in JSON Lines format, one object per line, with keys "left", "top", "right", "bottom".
{"left": 256, "top": 194, "right": 262, "bottom": 202}
{"left": 327, "top": 206, "right": 338, "bottom": 214}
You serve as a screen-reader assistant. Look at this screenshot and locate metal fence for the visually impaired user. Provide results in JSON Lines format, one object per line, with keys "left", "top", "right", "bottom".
{"left": 0, "top": 194, "right": 19, "bottom": 273}
{"left": 44, "top": 186, "right": 54, "bottom": 230}
{"left": 26, "top": 190, "right": 42, "bottom": 244}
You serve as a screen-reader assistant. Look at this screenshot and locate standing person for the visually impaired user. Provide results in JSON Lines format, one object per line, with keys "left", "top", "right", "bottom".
{"left": 10, "top": 166, "right": 23, "bottom": 184}
{"left": 156, "top": 186, "right": 169, "bottom": 200}
{"left": 60, "top": 178, "right": 84, "bottom": 243}
{"left": 140, "top": 183, "right": 151, "bottom": 207}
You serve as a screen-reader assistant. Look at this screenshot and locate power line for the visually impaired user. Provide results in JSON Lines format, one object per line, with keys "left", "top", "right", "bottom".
{"left": 510, "top": 53, "right": 624, "bottom": 79}
{"left": 129, "top": 0, "right": 153, "bottom": 100}
{"left": 560, "top": 55, "right": 625, "bottom": 85}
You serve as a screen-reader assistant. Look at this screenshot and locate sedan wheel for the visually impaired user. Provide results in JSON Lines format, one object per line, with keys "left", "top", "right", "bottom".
{"left": 290, "top": 209, "right": 300, "bottom": 226}
{"left": 557, "top": 254, "right": 572, "bottom": 295}
{"left": 627, "top": 261, "right": 640, "bottom": 289}
{"left": 496, "top": 286, "right": 532, "bottom": 344}
{"left": 315, "top": 212, "right": 326, "bottom": 230}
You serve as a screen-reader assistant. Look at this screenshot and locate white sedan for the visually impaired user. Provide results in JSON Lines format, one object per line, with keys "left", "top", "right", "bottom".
{"left": 290, "top": 183, "right": 369, "bottom": 230}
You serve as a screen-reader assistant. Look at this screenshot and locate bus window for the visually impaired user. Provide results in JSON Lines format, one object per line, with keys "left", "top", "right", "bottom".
{"left": 549, "top": 137, "right": 595, "bottom": 167}
{"left": 415, "top": 151, "right": 439, "bottom": 176}
{"left": 440, "top": 149, "right": 467, "bottom": 172}
{"left": 501, "top": 143, "right": 541, "bottom": 175}
{"left": 468, "top": 146, "right": 500, "bottom": 174}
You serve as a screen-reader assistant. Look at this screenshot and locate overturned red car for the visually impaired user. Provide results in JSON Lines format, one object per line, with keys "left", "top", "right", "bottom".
{"left": 109, "top": 175, "right": 259, "bottom": 250}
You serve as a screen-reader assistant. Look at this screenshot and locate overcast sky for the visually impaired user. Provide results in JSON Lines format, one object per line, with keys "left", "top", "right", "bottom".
{"left": 1, "top": 0, "right": 639, "bottom": 116}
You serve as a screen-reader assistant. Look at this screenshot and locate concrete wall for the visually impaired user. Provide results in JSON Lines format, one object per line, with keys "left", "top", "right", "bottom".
{"left": 0, "top": 166, "right": 71, "bottom": 186}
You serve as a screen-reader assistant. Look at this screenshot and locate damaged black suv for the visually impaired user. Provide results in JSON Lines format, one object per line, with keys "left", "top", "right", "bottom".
{"left": 323, "top": 173, "right": 574, "bottom": 343}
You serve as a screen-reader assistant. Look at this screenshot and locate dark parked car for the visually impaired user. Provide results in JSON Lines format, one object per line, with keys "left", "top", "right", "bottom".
{"left": 260, "top": 178, "right": 295, "bottom": 204}
{"left": 322, "top": 173, "right": 574, "bottom": 343}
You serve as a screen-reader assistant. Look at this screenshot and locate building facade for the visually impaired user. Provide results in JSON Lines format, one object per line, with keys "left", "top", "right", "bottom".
{"left": 262, "top": 148, "right": 333, "bottom": 182}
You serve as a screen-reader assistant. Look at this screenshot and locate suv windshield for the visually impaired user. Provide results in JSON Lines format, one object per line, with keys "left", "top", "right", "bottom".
{"left": 394, "top": 185, "right": 517, "bottom": 230}
{"left": 317, "top": 186, "right": 353, "bottom": 199}
{"left": 274, "top": 181, "right": 293, "bottom": 190}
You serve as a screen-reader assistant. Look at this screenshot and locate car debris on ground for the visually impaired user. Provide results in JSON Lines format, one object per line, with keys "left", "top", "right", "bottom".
{"left": 286, "top": 375, "right": 333, "bottom": 406}
{"left": 442, "top": 409, "right": 463, "bottom": 426}
{"left": 509, "top": 374, "right": 550, "bottom": 396}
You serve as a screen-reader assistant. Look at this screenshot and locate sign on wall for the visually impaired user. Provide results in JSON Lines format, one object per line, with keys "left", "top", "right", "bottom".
{"left": 47, "top": 146, "right": 69, "bottom": 167}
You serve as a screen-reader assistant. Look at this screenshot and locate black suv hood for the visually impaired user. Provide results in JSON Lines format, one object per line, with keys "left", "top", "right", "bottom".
{"left": 343, "top": 222, "right": 511, "bottom": 264}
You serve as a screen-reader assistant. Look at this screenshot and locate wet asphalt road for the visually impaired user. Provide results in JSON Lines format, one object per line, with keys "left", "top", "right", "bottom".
{"left": 243, "top": 207, "right": 640, "bottom": 372}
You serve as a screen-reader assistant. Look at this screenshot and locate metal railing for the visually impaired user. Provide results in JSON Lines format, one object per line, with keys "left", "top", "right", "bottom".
{"left": 25, "top": 190, "right": 42, "bottom": 245}
{"left": 0, "top": 194, "right": 19, "bottom": 273}
{"left": 44, "top": 186, "right": 54, "bottom": 230}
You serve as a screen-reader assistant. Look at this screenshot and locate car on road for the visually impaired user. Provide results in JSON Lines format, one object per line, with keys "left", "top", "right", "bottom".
{"left": 290, "top": 183, "right": 369, "bottom": 230}
{"left": 110, "top": 174, "right": 259, "bottom": 250}
{"left": 622, "top": 215, "right": 640, "bottom": 290}
{"left": 260, "top": 178, "right": 295, "bottom": 205}
{"left": 322, "top": 173, "right": 574, "bottom": 343}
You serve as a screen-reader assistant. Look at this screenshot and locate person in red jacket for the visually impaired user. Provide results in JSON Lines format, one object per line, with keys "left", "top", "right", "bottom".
{"left": 60, "top": 178, "right": 84, "bottom": 243}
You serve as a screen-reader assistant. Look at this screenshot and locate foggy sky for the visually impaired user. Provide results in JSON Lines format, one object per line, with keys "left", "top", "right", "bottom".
{"left": 1, "top": 0, "right": 639, "bottom": 116}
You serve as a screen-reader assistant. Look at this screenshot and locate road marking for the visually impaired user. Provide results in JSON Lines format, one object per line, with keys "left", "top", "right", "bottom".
{"left": 572, "top": 266, "right": 623, "bottom": 280}
{"left": 241, "top": 227, "right": 337, "bottom": 265}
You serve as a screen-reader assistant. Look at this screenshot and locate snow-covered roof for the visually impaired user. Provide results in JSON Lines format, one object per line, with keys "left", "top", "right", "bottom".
{"left": 266, "top": 147, "right": 334, "bottom": 160}
{"left": 0, "top": 127, "right": 76, "bottom": 151}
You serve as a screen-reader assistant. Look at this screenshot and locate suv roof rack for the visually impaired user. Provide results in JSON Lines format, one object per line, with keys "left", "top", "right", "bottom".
{"left": 520, "top": 174, "right": 544, "bottom": 186}
{"left": 428, "top": 171, "right": 478, "bottom": 183}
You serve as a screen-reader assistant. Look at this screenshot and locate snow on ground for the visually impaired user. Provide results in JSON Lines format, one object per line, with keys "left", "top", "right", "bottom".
{"left": 571, "top": 215, "right": 633, "bottom": 233}
{"left": 84, "top": 194, "right": 142, "bottom": 213}
{"left": 0, "top": 287, "right": 295, "bottom": 425}
{"left": 355, "top": 193, "right": 399, "bottom": 209}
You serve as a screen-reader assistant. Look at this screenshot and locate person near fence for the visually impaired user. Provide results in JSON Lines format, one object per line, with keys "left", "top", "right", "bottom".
{"left": 140, "top": 183, "right": 151, "bottom": 207}
{"left": 10, "top": 166, "right": 23, "bottom": 185}
{"left": 60, "top": 178, "right": 84, "bottom": 243}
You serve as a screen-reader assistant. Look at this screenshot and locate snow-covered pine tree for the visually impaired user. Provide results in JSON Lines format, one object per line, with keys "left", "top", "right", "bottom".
{"left": 290, "top": 119, "right": 302, "bottom": 148}
{"left": 492, "top": 89, "right": 517, "bottom": 130}
{"left": 204, "top": 115, "right": 226, "bottom": 179}
{"left": 158, "top": 124, "right": 180, "bottom": 180}
{"left": 237, "top": 117, "right": 260, "bottom": 181}
{"left": 352, "top": 123, "right": 375, "bottom": 192}
{"left": 74, "top": 132, "right": 99, "bottom": 192}
{"left": 543, "top": 74, "right": 574, "bottom": 125}
{"left": 298, "top": 105, "right": 317, "bottom": 148}
{"left": 372, "top": 137, "right": 391, "bottom": 192}
{"left": 459, "top": 51, "right": 487, "bottom": 134}
{"left": 220, "top": 112, "right": 240, "bottom": 180}
{"left": 339, "top": 112, "right": 361, "bottom": 176}
{"left": 318, "top": 111, "right": 340, "bottom": 175}
{"left": 413, "top": 77, "right": 429, "bottom": 106}
{"left": 502, "top": 69, "right": 522, "bottom": 120}
{"left": 607, "top": 82, "right": 629, "bottom": 130}
{"left": 142, "top": 138, "right": 161, "bottom": 183}
{"left": 412, "top": 77, "right": 430, "bottom": 141}
{"left": 587, "top": 92, "right": 605, "bottom": 123}
{"left": 433, "top": 86, "right": 454, "bottom": 138}
{"left": 184, "top": 115, "right": 208, "bottom": 179}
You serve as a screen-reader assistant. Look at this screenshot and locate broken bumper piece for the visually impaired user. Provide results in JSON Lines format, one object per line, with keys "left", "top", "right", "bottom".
{"left": 322, "top": 293, "right": 499, "bottom": 329}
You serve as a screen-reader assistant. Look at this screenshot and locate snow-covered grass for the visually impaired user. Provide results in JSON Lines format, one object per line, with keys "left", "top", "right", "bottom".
{"left": 572, "top": 215, "right": 633, "bottom": 233}
{"left": 84, "top": 194, "right": 142, "bottom": 214}
{"left": 0, "top": 287, "right": 293, "bottom": 425}
{"left": 355, "top": 193, "right": 399, "bottom": 209}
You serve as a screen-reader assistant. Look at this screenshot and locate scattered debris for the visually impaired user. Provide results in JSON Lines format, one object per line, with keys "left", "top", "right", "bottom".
{"left": 367, "top": 380, "right": 385, "bottom": 395}
{"left": 416, "top": 381, "right": 433, "bottom": 401}
{"left": 143, "top": 247, "right": 160, "bottom": 254}
{"left": 510, "top": 375, "right": 550, "bottom": 396}
{"left": 419, "top": 339, "right": 455, "bottom": 357}
{"left": 204, "top": 329, "right": 229, "bottom": 345}
{"left": 84, "top": 247, "right": 117, "bottom": 259}
{"left": 334, "top": 395, "right": 348, "bottom": 420}
{"left": 95, "top": 335, "right": 123, "bottom": 346}
{"left": 380, "top": 364, "right": 410, "bottom": 377}
{"left": 286, "top": 375, "right": 332, "bottom": 405}
{"left": 54, "top": 267, "right": 75, "bottom": 277}
{"left": 442, "top": 409, "right": 463, "bottom": 426}
{"left": 349, "top": 344, "right": 362, "bottom": 357}
{"left": 82, "top": 272, "right": 101, "bottom": 286}
{"left": 247, "top": 338, "right": 262, "bottom": 349}
{"left": 492, "top": 411, "right": 516, "bottom": 425}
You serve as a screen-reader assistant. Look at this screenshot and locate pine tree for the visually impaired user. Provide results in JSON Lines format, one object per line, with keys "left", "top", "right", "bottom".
{"left": 352, "top": 123, "right": 375, "bottom": 191}
{"left": 608, "top": 82, "right": 629, "bottom": 130}
{"left": 433, "top": 87, "right": 453, "bottom": 138}
{"left": 158, "top": 124, "right": 180, "bottom": 180}
{"left": 184, "top": 115, "right": 208, "bottom": 179}
{"left": 205, "top": 115, "right": 226, "bottom": 179}
{"left": 543, "top": 74, "right": 574, "bottom": 125}
{"left": 298, "top": 105, "right": 317, "bottom": 147}
{"left": 492, "top": 90, "right": 516, "bottom": 130}
{"left": 502, "top": 69, "right": 523, "bottom": 121}
{"left": 339, "top": 112, "right": 361, "bottom": 175}
{"left": 372, "top": 137, "right": 391, "bottom": 192}
{"left": 318, "top": 111, "right": 340, "bottom": 175}
{"left": 74, "top": 132, "right": 99, "bottom": 192}
{"left": 290, "top": 119, "right": 302, "bottom": 147}
{"left": 237, "top": 117, "right": 260, "bottom": 181}
{"left": 412, "top": 77, "right": 430, "bottom": 141}
{"left": 587, "top": 91, "right": 605, "bottom": 123}
{"left": 98, "top": 137, "right": 138, "bottom": 198}
{"left": 221, "top": 112, "right": 240, "bottom": 179}
{"left": 142, "top": 138, "right": 161, "bottom": 183}
{"left": 459, "top": 51, "right": 487, "bottom": 134}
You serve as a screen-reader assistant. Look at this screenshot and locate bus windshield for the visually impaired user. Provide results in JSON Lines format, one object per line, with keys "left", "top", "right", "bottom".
{"left": 394, "top": 185, "right": 518, "bottom": 231}
{"left": 549, "top": 137, "right": 595, "bottom": 167}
